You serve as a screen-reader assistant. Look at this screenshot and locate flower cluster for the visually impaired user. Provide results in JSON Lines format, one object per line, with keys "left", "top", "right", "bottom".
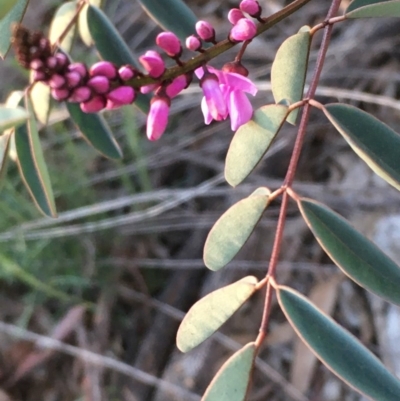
{"left": 13, "top": 0, "right": 263, "bottom": 141}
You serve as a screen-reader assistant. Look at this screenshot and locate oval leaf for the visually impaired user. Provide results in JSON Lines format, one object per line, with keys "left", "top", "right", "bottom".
{"left": 30, "top": 81, "right": 51, "bottom": 125}
{"left": 49, "top": 1, "right": 78, "bottom": 52}
{"left": 0, "top": 0, "right": 29, "bottom": 58}
{"left": 204, "top": 187, "right": 270, "bottom": 271}
{"left": 0, "top": 0, "right": 18, "bottom": 20}
{"left": 225, "top": 104, "right": 288, "bottom": 187}
{"left": 78, "top": 0, "right": 102, "bottom": 46}
{"left": 277, "top": 285, "right": 400, "bottom": 400}
{"left": 323, "top": 103, "right": 400, "bottom": 191}
{"left": 202, "top": 342, "right": 256, "bottom": 401}
{"left": 271, "top": 26, "right": 310, "bottom": 124}
{"left": 299, "top": 198, "right": 400, "bottom": 305}
{"left": 15, "top": 95, "right": 56, "bottom": 217}
{"left": 137, "top": 0, "right": 197, "bottom": 41}
{"left": 66, "top": 103, "right": 122, "bottom": 159}
{"left": 346, "top": 0, "right": 400, "bottom": 18}
{"left": 177, "top": 276, "right": 258, "bottom": 353}
{"left": 87, "top": 5, "right": 150, "bottom": 114}
{"left": 0, "top": 106, "right": 28, "bottom": 131}
{"left": 0, "top": 132, "right": 11, "bottom": 182}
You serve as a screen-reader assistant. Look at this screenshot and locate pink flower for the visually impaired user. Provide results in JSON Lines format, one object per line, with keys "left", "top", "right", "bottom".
{"left": 228, "top": 8, "right": 245, "bottom": 24}
{"left": 239, "top": 0, "right": 261, "bottom": 17}
{"left": 156, "top": 32, "right": 182, "bottom": 57}
{"left": 139, "top": 50, "right": 165, "bottom": 78}
{"left": 195, "top": 21, "right": 215, "bottom": 42}
{"left": 196, "top": 66, "right": 257, "bottom": 130}
{"left": 185, "top": 35, "right": 202, "bottom": 51}
{"left": 81, "top": 95, "right": 106, "bottom": 113}
{"left": 166, "top": 74, "right": 189, "bottom": 98}
{"left": 230, "top": 18, "right": 257, "bottom": 42}
{"left": 106, "top": 86, "right": 136, "bottom": 106}
{"left": 90, "top": 61, "right": 117, "bottom": 79}
{"left": 199, "top": 71, "right": 228, "bottom": 121}
{"left": 146, "top": 96, "right": 170, "bottom": 141}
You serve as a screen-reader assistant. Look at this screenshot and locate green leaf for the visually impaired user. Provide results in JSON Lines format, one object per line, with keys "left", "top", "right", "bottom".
{"left": 137, "top": 0, "right": 197, "bottom": 41}
{"left": 0, "top": 132, "right": 11, "bottom": 182}
{"left": 277, "top": 285, "right": 400, "bottom": 400}
{"left": 15, "top": 95, "right": 57, "bottom": 217}
{"left": 202, "top": 342, "right": 256, "bottom": 401}
{"left": 0, "top": 0, "right": 18, "bottom": 20}
{"left": 78, "top": 0, "right": 102, "bottom": 46}
{"left": 4, "top": 91, "right": 24, "bottom": 162}
{"left": 87, "top": 5, "right": 150, "bottom": 114}
{"left": 225, "top": 104, "right": 288, "bottom": 187}
{"left": 271, "top": 26, "right": 310, "bottom": 124}
{"left": 177, "top": 276, "right": 258, "bottom": 353}
{"left": 0, "top": 106, "right": 28, "bottom": 131}
{"left": 0, "top": 0, "right": 29, "bottom": 58}
{"left": 346, "top": 0, "right": 400, "bottom": 18}
{"left": 204, "top": 187, "right": 270, "bottom": 271}
{"left": 298, "top": 198, "right": 400, "bottom": 305}
{"left": 30, "top": 81, "right": 52, "bottom": 125}
{"left": 323, "top": 103, "right": 400, "bottom": 191}
{"left": 66, "top": 102, "right": 122, "bottom": 159}
{"left": 49, "top": 1, "right": 78, "bottom": 52}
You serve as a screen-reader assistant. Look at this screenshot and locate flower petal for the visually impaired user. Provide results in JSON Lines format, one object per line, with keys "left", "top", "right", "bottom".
{"left": 228, "top": 90, "right": 253, "bottom": 131}
{"left": 224, "top": 72, "right": 258, "bottom": 95}
{"left": 201, "top": 97, "right": 213, "bottom": 125}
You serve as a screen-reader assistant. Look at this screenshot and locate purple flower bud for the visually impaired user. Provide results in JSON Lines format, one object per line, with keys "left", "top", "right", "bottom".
{"left": 106, "top": 86, "right": 135, "bottom": 106}
{"left": 46, "top": 56, "right": 57, "bottom": 69}
{"left": 147, "top": 96, "right": 170, "bottom": 141}
{"left": 139, "top": 50, "right": 165, "bottom": 78}
{"left": 166, "top": 75, "right": 188, "bottom": 98}
{"left": 229, "top": 18, "right": 257, "bottom": 42}
{"left": 30, "top": 59, "right": 43, "bottom": 71}
{"left": 87, "top": 76, "right": 110, "bottom": 94}
{"left": 55, "top": 53, "right": 69, "bottom": 69}
{"left": 228, "top": 8, "right": 245, "bottom": 24}
{"left": 80, "top": 95, "right": 106, "bottom": 113}
{"left": 195, "top": 21, "right": 215, "bottom": 42}
{"left": 118, "top": 65, "right": 137, "bottom": 81}
{"left": 200, "top": 72, "right": 227, "bottom": 121}
{"left": 69, "top": 86, "right": 92, "bottom": 103}
{"left": 140, "top": 84, "right": 159, "bottom": 94}
{"left": 65, "top": 72, "right": 82, "bottom": 89}
{"left": 185, "top": 35, "right": 202, "bottom": 52}
{"left": 39, "top": 37, "right": 51, "bottom": 52}
{"left": 156, "top": 32, "right": 182, "bottom": 57}
{"left": 239, "top": 0, "right": 261, "bottom": 17}
{"left": 90, "top": 61, "right": 117, "bottom": 79}
{"left": 49, "top": 74, "right": 66, "bottom": 89}
{"left": 51, "top": 88, "right": 70, "bottom": 101}
{"left": 68, "top": 63, "right": 88, "bottom": 79}
{"left": 32, "top": 70, "right": 47, "bottom": 82}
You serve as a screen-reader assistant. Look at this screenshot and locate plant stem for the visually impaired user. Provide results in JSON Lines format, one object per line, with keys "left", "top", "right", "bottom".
{"left": 255, "top": 0, "right": 342, "bottom": 347}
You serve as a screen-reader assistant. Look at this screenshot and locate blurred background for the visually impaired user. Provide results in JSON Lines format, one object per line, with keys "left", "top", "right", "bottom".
{"left": 0, "top": 0, "right": 400, "bottom": 400}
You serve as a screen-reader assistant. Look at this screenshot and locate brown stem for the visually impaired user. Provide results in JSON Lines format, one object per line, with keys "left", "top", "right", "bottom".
{"left": 256, "top": 0, "right": 342, "bottom": 347}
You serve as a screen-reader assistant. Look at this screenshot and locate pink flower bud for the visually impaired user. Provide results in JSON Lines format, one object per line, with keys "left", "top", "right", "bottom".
{"left": 89, "top": 61, "right": 117, "bottom": 79}
{"left": 166, "top": 75, "right": 188, "bottom": 98}
{"left": 69, "top": 86, "right": 92, "bottom": 103}
{"left": 139, "top": 50, "right": 165, "bottom": 78}
{"left": 30, "top": 59, "right": 43, "bottom": 71}
{"left": 80, "top": 95, "right": 106, "bottom": 113}
{"left": 200, "top": 73, "right": 227, "bottom": 121}
{"left": 49, "top": 74, "right": 66, "bottom": 89}
{"left": 32, "top": 70, "right": 47, "bottom": 82}
{"left": 46, "top": 56, "right": 57, "bottom": 69}
{"left": 156, "top": 32, "right": 182, "bottom": 57}
{"left": 185, "top": 35, "right": 202, "bottom": 52}
{"left": 106, "top": 86, "right": 135, "bottom": 106}
{"left": 239, "top": 0, "right": 261, "bottom": 17}
{"left": 229, "top": 18, "right": 257, "bottom": 42}
{"left": 87, "top": 76, "right": 110, "bottom": 94}
{"left": 118, "top": 65, "right": 137, "bottom": 81}
{"left": 228, "top": 8, "right": 245, "bottom": 24}
{"left": 140, "top": 84, "right": 159, "bottom": 94}
{"left": 146, "top": 96, "right": 170, "bottom": 141}
{"left": 55, "top": 53, "right": 69, "bottom": 69}
{"left": 65, "top": 72, "right": 82, "bottom": 89}
{"left": 39, "top": 37, "right": 51, "bottom": 52}
{"left": 51, "top": 88, "right": 70, "bottom": 101}
{"left": 195, "top": 21, "right": 215, "bottom": 42}
{"left": 68, "top": 63, "right": 88, "bottom": 78}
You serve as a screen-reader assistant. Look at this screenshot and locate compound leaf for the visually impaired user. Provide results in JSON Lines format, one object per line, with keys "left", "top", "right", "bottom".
{"left": 323, "top": 103, "right": 400, "bottom": 191}
{"left": 346, "top": 0, "right": 400, "bottom": 18}
{"left": 298, "top": 198, "right": 400, "bottom": 305}
{"left": 87, "top": 4, "right": 150, "bottom": 113}
{"left": 137, "top": 0, "right": 197, "bottom": 41}
{"left": 177, "top": 276, "right": 258, "bottom": 353}
{"left": 202, "top": 342, "right": 256, "bottom": 401}
{"left": 15, "top": 95, "right": 56, "bottom": 217}
{"left": 277, "top": 285, "right": 400, "bottom": 400}
{"left": 204, "top": 187, "right": 270, "bottom": 271}
{"left": 0, "top": 0, "right": 29, "bottom": 58}
{"left": 225, "top": 104, "right": 288, "bottom": 187}
{"left": 67, "top": 102, "right": 122, "bottom": 159}
{"left": 271, "top": 26, "right": 310, "bottom": 124}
